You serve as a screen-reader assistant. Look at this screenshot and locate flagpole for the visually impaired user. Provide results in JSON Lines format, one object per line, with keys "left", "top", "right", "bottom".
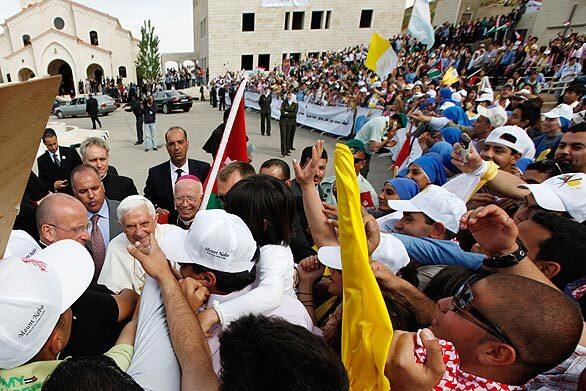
{"left": 200, "top": 76, "right": 249, "bottom": 210}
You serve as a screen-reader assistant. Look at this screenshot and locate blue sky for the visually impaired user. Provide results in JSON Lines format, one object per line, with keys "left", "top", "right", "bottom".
{"left": 0, "top": 0, "right": 194, "bottom": 53}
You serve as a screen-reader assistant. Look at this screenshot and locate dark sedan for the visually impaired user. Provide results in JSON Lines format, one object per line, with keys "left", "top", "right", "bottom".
{"left": 153, "top": 90, "right": 193, "bottom": 113}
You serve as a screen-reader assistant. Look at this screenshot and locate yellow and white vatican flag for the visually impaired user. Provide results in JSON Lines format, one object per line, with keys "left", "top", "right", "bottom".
{"left": 260, "top": 0, "right": 308, "bottom": 6}
{"left": 365, "top": 33, "right": 399, "bottom": 79}
{"left": 335, "top": 144, "right": 393, "bottom": 390}
{"left": 442, "top": 66, "right": 460, "bottom": 86}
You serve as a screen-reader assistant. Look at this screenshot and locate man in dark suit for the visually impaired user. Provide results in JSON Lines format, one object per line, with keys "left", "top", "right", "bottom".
{"left": 218, "top": 85, "right": 226, "bottom": 111}
{"left": 280, "top": 91, "right": 299, "bottom": 157}
{"left": 37, "top": 128, "right": 83, "bottom": 194}
{"left": 85, "top": 93, "right": 101, "bottom": 129}
{"left": 80, "top": 137, "right": 138, "bottom": 201}
{"left": 71, "top": 164, "right": 123, "bottom": 282}
{"left": 144, "top": 126, "right": 210, "bottom": 214}
{"left": 259, "top": 87, "right": 272, "bottom": 136}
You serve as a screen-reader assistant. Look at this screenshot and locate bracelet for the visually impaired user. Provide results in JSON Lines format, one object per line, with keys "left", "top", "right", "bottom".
{"left": 297, "top": 291, "right": 313, "bottom": 295}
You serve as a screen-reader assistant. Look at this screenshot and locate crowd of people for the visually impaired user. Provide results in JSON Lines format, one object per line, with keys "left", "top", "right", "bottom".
{"left": 2, "top": 6, "right": 586, "bottom": 391}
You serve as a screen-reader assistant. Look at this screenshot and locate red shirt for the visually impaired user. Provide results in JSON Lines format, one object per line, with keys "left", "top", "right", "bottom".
{"left": 413, "top": 333, "right": 525, "bottom": 391}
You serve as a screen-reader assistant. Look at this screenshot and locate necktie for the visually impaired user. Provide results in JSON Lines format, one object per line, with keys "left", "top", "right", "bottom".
{"left": 90, "top": 214, "right": 106, "bottom": 282}
{"left": 175, "top": 168, "right": 184, "bottom": 182}
{"left": 53, "top": 153, "right": 61, "bottom": 168}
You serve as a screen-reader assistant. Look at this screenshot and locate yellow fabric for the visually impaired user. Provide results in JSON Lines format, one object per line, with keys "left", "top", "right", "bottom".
{"left": 316, "top": 296, "right": 339, "bottom": 323}
{"left": 470, "top": 160, "right": 500, "bottom": 199}
{"left": 335, "top": 144, "right": 393, "bottom": 390}
{"left": 365, "top": 33, "right": 391, "bottom": 73}
{"left": 442, "top": 66, "right": 460, "bottom": 86}
{"left": 536, "top": 148, "right": 551, "bottom": 161}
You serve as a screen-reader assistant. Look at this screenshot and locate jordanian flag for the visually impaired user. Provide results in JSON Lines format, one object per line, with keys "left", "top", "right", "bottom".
{"left": 427, "top": 68, "right": 441, "bottom": 79}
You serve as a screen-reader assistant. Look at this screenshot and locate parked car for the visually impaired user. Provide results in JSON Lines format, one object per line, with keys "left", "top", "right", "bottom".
{"left": 53, "top": 95, "right": 117, "bottom": 119}
{"left": 52, "top": 97, "right": 68, "bottom": 114}
{"left": 154, "top": 90, "right": 193, "bottom": 113}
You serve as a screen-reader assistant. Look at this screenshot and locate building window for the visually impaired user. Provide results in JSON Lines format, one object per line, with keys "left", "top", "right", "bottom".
{"left": 242, "top": 13, "right": 255, "bottom": 32}
{"left": 89, "top": 31, "right": 99, "bottom": 45}
{"left": 258, "top": 54, "right": 270, "bottom": 70}
{"left": 22, "top": 34, "right": 31, "bottom": 46}
{"left": 53, "top": 17, "right": 65, "bottom": 30}
{"left": 6, "top": 73, "right": 11, "bottom": 82}
{"left": 325, "top": 11, "right": 332, "bottom": 29}
{"left": 241, "top": 55, "right": 253, "bottom": 70}
{"left": 311, "top": 11, "right": 323, "bottom": 29}
{"left": 308, "top": 52, "right": 319, "bottom": 58}
{"left": 118, "top": 66, "right": 127, "bottom": 78}
{"left": 290, "top": 53, "right": 300, "bottom": 64}
{"left": 292, "top": 11, "right": 304, "bottom": 30}
{"left": 359, "top": 10, "right": 373, "bottom": 28}
{"left": 284, "top": 12, "right": 290, "bottom": 30}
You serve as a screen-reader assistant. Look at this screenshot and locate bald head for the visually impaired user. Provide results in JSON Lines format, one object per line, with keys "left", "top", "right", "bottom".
{"left": 36, "top": 194, "right": 90, "bottom": 245}
{"left": 174, "top": 178, "right": 203, "bottom": 221}
{"left": 475, "top": 274, "right": 583, "bottom": 381}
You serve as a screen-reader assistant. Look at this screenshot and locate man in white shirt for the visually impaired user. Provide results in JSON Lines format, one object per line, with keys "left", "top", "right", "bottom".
{"left": 127, "top": 210, "right": 314, "bottom": 390}
{"left": 98, "top": 195, "right": 181, "bottom": 294}
{"left": 162, "top": 209, "right": 315, "bottom": 374}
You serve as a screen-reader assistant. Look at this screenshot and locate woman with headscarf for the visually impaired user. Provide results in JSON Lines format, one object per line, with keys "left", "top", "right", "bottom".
{"left": 442, "top": 106, "right": 471, "bottom": 126}
{"left": 405, "top": 153, "right": 448, "bottom": 190}
{"left": 439, "top": 127, "right": 462, "bottom": 146}
{"left": 372, "top": 177, "right": 420, "bottom": 218}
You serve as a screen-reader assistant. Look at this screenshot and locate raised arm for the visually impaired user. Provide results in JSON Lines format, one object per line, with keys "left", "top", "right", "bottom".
{"left": 128, "top": 235, "right": 219, "bottom": 391}
{"left": 293, "top": 140, "right": 339, "bottom": 247}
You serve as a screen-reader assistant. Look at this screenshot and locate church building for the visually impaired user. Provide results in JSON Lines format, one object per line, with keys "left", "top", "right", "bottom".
{"left": 0, "top": 0, "right": 139, "bottom": 93}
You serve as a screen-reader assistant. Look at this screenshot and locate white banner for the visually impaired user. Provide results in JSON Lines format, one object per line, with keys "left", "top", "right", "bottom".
{"left": 260, "top": 0, "right": 308, "bottom": 7}
{"left": 244, "top": 91, "right": 353, "bottom": 137}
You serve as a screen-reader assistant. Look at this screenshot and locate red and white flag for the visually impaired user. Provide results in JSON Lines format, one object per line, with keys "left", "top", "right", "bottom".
{"left": 201, "top": 78, "right": 249, "bottom": 209}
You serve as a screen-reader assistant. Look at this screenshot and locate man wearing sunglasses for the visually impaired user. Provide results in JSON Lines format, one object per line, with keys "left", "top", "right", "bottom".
{"left": 374, "top": 203, "right": 584, "bottom": 390}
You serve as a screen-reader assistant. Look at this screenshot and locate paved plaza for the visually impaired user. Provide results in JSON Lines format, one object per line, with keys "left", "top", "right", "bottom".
{"left": 56, "top": 100, "right": 390, "bottom": 195}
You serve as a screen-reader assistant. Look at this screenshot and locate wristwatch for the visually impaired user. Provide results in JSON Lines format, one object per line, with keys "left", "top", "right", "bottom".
{"left": 483, "top": 241, "right": 528, "bottom": 268}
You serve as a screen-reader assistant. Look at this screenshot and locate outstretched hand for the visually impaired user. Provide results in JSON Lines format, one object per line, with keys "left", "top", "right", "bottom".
{"left": 293, "top": 140, "right": 324, "bottom": 188}
{"left": 460, "top": 204, "right": 518, "bottom": 256}
{"left": 451, "top": 142, "right": 483, "bottom": 173}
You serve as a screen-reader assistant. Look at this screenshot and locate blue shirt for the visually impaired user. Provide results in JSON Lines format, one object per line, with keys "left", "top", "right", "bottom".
{"left": 88, "top": 200, "right": 111, "bottom": 247}
{"left": 393, "top": 233, "right": 485, "bottom": 269}
{"left": 500, "top": 50, "right": 515, "bottom": 66}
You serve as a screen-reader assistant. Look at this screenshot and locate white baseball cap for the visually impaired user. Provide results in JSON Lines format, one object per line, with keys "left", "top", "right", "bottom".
{"left": 3, "top": 230, "right": 41, "bottom": 258}
{"left": 317, "top": 232, "right": 409, "bottom": 273}
{"left": 162, "top": 209, "right": 257, "bottom": 273}
{"left": 518, "top": 173, "right": 586, "bottom": 223}
{"left": 0, "top": 240, "right": 93, "bottom": 369}
{"left": 485, "top": 125, "right": 536, "bottom": 160}
{"left": 542, "top": 103, "right": 573, "bottom": 121}
{"left": 477, "top": 105, "right": 508, "bottom": 128}
{"left": 451, "top": 92, "right": 463, "bottom": 103}
{"left": 387, "top": 185, "right": 466, "bottom": 233}
{"left": 476, "top": 91, "right": 495, "bottom": 102}
{"left": 426, "top": 89, "right": 437, "bottom": 98}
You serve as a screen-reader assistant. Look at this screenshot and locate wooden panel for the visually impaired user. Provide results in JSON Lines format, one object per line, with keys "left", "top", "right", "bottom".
{"left": 0, "top": 76, "right": 61, "bottom": 256}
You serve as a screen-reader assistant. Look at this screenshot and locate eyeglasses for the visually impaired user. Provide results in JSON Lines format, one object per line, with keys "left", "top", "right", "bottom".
{"left": 450, "top": 275, "right": 516, "bottom": 349}
{"left": 47, "top": 223, "right": 90, "bottom": 235}
{"left": 174, "top": 195, "right": 199, "bottom": 203}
